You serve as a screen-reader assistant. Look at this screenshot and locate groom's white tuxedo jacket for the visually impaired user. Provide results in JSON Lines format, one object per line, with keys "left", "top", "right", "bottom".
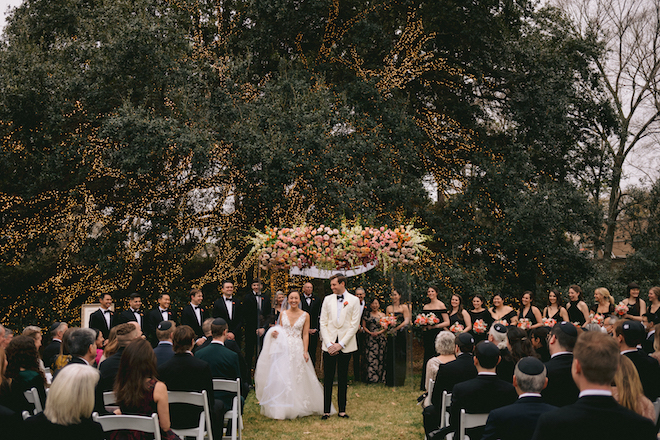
{"left": 319, "top": 291, "right": 361, "bottom": 353}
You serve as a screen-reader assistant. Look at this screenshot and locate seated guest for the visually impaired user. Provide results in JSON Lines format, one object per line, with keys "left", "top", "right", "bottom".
{"left": 0, "top": 346, "right": 21, "bottom": 438}
{"left": 42, "top": 322, "right": 68, "bottom": 369}
{"left": 22, "top": 326, "right": 46, "bottom": 373}
{"left": 98, "top": 323, "right": 142, "bottom": 391}
{"left": 612, "top": 355, "right": 655, "bottom": 421}
{"left": 542, "top": 322, "right": 579, "bottom": 407}
{"left": 615, "top": 320, "right": 660, "bottom": 400}
{"left": 25, "top": 364, "right": 105, "bottom": 440}
{"left": 192, "top": 318, "right": 215, "bottom": 353}
{"left": 51, "top": 327, "right": 74, "bottom": 378}
{"left": 532, "top": 331, "right": 656, "bottom": 440}
{"left": 488, "top": 323, "right": 514, "bottom": 382}
{"left": 530, "top": 327, "right": 551, "bottom": 362}
{"left": 92, "top": 329, "right": 104, "bottom": 366}
{"left": 113, "top": 338, "right": 180, "bottom": 440}
{"left": 3, "top": 335, "right": 47, "bottom": 413}
{"left": 641, "top": 314, "right": 655, "bottom": 353}
{"left": 650, "top": 324, "right": 660, "bottom": 364}
{"left": 99, "top": 326, "right": 119, "bottom": 364}
{"left": 429, "top": 341, "right": 517, "bottom": 440}
{"left": 66, "top": 328, "right": 98, "bottom": 366}
{"left": 482, "top": 357, "right": 556, "bottom": 440}
{"left": 153, "top": 321, "right": 176, "bottom": 367}
{"left": 159, "top": 325, "right": 224, "bottom": 438}
{"left": 423, "top": 331, "right": 456, "bottom": 400}
{"left": 604, "top": 315, "right": 619, "bottom": 336}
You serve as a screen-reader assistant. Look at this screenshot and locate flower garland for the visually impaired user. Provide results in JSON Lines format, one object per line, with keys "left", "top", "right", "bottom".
{"left": 248, "top": 221, "right": 429, "bottom": 272}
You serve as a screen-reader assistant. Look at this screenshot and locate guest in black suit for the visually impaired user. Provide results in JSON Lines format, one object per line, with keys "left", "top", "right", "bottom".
{"left": 351, "top": 287, "right": 367, "bottom": 382}
{"left": 181, "top": 288, "right": 208, "bottom": 340}
{"left": 159, "top": 325, "right": 225, "bottom": 438}
{"left": 88, "top": 293, "right": 115, "bottom": 339}
{"left": 542, "top": 321, "right": 579, "bottom": 407}
{"left": 532, "top": 331, "right": 656, "bottom": 440}
{"left": 615, "top": 320, "right": 660, "bottom": 400}
{"left": 301, "top": 282, "right": 322, "bottom": 366}
{"left": 66, "top": 328, "right": 98, "bottom": 367}
{"left": 116, "top": 292, "right": 144, "bottom": 328}
{"left": 42, "top": 322, "right": 68, "bottom": 369}
{"left": 153, "top": 321, "right": 176, "bottom": 367}
{"left": 642, "top": 314, "right": 655, "bottom": 353}
{"left": 241, "top": 279, "right": 271, "bottom": 383}
{"left": 482, "top": 357, "right": 556, "bottom": 440}
{"left": 213, "top": 281, "right": 244, "bottom": 346}
{"left": 428, "top": 341, "right": 517, "bottom": 440}
{"left": 145, "top": 293, "right": 175, "bottom": 346}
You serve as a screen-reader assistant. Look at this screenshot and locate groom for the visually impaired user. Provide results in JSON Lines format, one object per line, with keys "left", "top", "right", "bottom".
{"left": 320, "top": 274, "right": 361, "bottom": 419}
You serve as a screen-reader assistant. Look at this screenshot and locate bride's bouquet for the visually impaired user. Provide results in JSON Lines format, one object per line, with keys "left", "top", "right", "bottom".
{"left": 449, "top": 322, "right": 464, "bottom": 334}
{"left": 473, "top": 319, "right": 487, "bottom": 334}
{"left": 414, "top": 312, "right": 440, "bottom": 327}
{"left": 615, "top": 302, "right": 629, "bottom": 316}
{"left": 517, "top": 318, "right": 532, "bottom": 330}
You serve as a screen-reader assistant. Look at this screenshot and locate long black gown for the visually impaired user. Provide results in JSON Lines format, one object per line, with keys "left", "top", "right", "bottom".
{"left": 385, "top": 312, "right": 407, "bottom": 387}
{"left": 469, "top": 309, "right": 494, "bottom": 343}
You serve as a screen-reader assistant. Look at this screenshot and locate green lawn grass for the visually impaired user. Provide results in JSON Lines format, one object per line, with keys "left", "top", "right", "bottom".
{"left": 241, "top": 375, "right": 425, "bottom": 440}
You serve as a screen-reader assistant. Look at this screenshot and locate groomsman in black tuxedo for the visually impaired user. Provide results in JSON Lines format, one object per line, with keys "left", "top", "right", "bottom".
{"left": 213, "top": 281, "right": 243, "bottom": 346}
{"left": 241, "top": 279, "right": 270, "bottom": 383}
{"left": 615, "top": 320, "right": 660, "bottom": 400}
{"left": 116, "top": 292, "right": 144, "bottom": 328}
{"left": 350, "top": 287, "right": 367, "bottom": 382}
{"left": 542, "top": 322, "right": 579, "bottom": 407}
{"left": 146, "top": 293, "right": 175, "bottom": 346}
{"left": 532, "top": 331, "right": 656, "bottom": 440}
{"left": 181, "top": 288, "right": 207, "bottom": 339}
{"left": 88, "top": 293, "right": 115, "bottom": 339}
{"left": 301, "top": 282, "right": 321, "bottom": 366}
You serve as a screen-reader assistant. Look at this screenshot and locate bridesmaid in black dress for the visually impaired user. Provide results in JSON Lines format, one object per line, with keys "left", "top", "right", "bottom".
{"left": 517, "top": 291, "right": 543, "bottom": 329}
{"left": 489, "top": 293, "right": 517, "bottom": 325}
{"left": 448, "top": 294, "right": 472, "bottom": 332}
{"left": 542, "top": 289, "right": 569, "bottom": 322}
{"left": 566, "top": 285, "right": 589, "bottom": 325}
{"left": 468, "top": 294, "right": 493, "bottom": 343}
{"left": 647, "top": 287, "right": 660, "bottom": 325}
{"left": 385, "top": 289, "right": 411, "bottom": 387}
{"left": 419, "top": 286, "right": 449, "bottom": 390}
{"left": 622, "top": 282, "right": 646, "bottom": 322}
{"left": 591, "top": 287, "right": 615, "bottom": 317}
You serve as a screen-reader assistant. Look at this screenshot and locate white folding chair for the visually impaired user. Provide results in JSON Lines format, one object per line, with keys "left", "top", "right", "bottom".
{"left": 102, "top": 391, "right": 117, "bottom": 406}
{"left": 21, "top": 411, "right": 31, "bottom": 421}
{"left": 458, "top": 409, "right": 489, "bottom": 440}
{"left": 213, "top": 378, "right": 242, "bottom": 440}
{"left": 440, "top": 391, "right": 452, "bottom": 429}
{"left": 23, "top": 387, "right": 43, "bottom": 414}
{"left": 168, "top": 390, "right": 213, "bottom": 440}
{"left": 653, "top": 398, "right": 660, "bottom": 423}
{"left": 93, "top": 412, "right": 162, "bottom": 440}
{"left": 424, "top": 378, "right": 436, "bottom": 408}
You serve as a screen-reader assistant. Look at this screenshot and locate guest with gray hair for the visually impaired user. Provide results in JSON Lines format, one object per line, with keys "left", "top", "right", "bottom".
{"left": 423, "top": 331, "right": 456, "bottom": 400}
{"left": 42, "top": 322, "right": 68, "bottom": 369}
{"left": 482, "top": 357, "right": 556, "bottom": 440}
{"left": 67, "top": 328, "right": 97, "bottom": 366}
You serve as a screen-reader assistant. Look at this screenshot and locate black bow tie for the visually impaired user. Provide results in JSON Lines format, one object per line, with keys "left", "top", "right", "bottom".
{"left": 103, "top": 310, "right": 110, "bottom": 314}
{"left": 337, "top": 295, "right": 344, "bottom": 301}
{"left": 255, "top": 294, "right": 262, "bottom": 297}
{"left": 194, "top": 306, "right": 200, "bottom": 310}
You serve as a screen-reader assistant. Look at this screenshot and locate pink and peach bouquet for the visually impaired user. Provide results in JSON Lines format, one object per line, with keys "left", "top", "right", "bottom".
{"left": 542, "top": 318, "right": 557, "bottom": 328}
{"left": 380, "top": 315, "right": 397, "bottom": 330}
{"left": 615, "top": 302, "right": 629, "bottom": 316}
{"left": 473, "top": 319, "right": 488, "bottom": 334}
{"left": 414, "top": 312, "right": 440, "bottom": 327}
{"left": 248, "top": 220, "right": 429, "bottom": 273}
{"left": 590, "top": 313, "right": 605, "bottom": 326}
{"left": 494, "top": 319, "right": 509, "bottom": 326}
{"left": 449, "top": 322, "right": 465, "bottom": 334}
{"left": 517, "top": 318, "right": 532, "bottom": 330}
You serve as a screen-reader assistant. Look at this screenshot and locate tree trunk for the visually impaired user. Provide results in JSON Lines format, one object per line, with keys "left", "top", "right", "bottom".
{"left": 603, "top": 148, "right": 625, "bottom": 263}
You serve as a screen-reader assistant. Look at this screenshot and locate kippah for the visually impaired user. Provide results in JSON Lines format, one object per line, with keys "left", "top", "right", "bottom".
{"left": 457, "top": 333, "right": 475, "bottom": 345}
{"left": 49, "top": 322, "right": 62, "bottom": 332}
{"left": 517, "top": 357, "right": 545, "bottom": 375}
{"left": 622, "top": 320, "right": 645, "bottom": 334}
{"left": 212, "top": 318, "right": 227, "bottom": 326}
{"left": 492, "top": 323, "right": 507, "bottom": 334}
{"left": 558, "top": 321, "right": 578, "bottom": 337}
{"left": 475, "top": 340, "right": 500, "bottom": 357}
{"left": 157, "top": 321, "right": 173, "bottom": 331}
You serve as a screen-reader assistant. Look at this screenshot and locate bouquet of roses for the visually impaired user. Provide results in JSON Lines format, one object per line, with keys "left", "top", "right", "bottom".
{"left": 542, "top": 318, "right": 557, "bottom": 328}
{"left": 615, "top": 302, "right": 629, "bottom": 317}
{"left": 517, "top": 318, "right": 532, "bottom": 330}
{"left": 380, "top": 314, "right": 397, "bottom": 330}
{"left": 590, "top": 313, "right": 605, "bottom": 326}
{"left": 473, "top": 319, "right": 488, "bottom": 334}
{"left": 494, "top": 319, "right": 509, "bottom": 327}
{"left": 449, "top": 322, "right": 465, "bottom": 334}
{"left": 414, "top": 312, "right": 440, "bottom": 327}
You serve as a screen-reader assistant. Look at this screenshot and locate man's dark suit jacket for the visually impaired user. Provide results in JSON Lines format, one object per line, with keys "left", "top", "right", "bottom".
{"left": 158, "top": 352, "right": 217, "bottom": 429}
{"left": 195, "top": 342, "right": 242, "bottom": 410}
{"left": 89, "top": 309, "right": 115, "bottom": 339}
{"left": 241, "top": 292, "right": 271, "bottom": 333}
{"left": 642, "top": 331, "right": 655, "bottom": 354}
{"left": 542, "top": 353, "right": 579, "bottom": 407}
{"left": 181, "top": 304, "right": 207, "bottom": 338}
{"left": 116, "top": 309, "right": 144, "bottom": 327}
{"left": 98, "top": 347, "right": 125, "bottom": 392}
{"left": 213, "top": 297, "right": 243, "bottom": 342}
{"left": 447, "top": 373, "right": 517, "bottom": 440}
{"left": 482, "top": 395, "right": 556, "bottom": 440}
{"left": 153, "top": 342, "right": 175, "bottom": 367}
{"left": 496, "top": 348, "right": 515, "bottom": 383}
{"left": 145, "top": 308, "right": 175, "bottom": 345}
{"left": 430, "top": 353, "right": 478, "bottom": 408}
{"left": 532, "top": 395, "right": 656, "bottom": 440}
{"left": 624, "top": 349, "right": 660, "bottom": 400}
{"left": 42, "top": 340, "right": 62, "bottom": 368}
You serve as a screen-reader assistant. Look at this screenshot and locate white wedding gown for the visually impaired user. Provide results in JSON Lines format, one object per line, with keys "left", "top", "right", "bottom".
{"left": 254, "top": 311, "right": 334, "bottom": 419}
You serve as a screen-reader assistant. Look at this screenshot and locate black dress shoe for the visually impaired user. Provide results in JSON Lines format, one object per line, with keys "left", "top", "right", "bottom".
{"left": 338, "top": 413, "right": 349, "bottom": 418}
{"left": 321, "top": 414, "right": 330, "bottom": 420}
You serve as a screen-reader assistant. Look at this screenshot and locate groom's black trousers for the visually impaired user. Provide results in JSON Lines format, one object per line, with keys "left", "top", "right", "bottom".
{"left": 323, "top": 350, "right": 351, "bottom": 413}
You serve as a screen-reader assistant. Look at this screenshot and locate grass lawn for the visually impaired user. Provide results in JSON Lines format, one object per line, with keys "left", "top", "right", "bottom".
{"left": 241, "top": 374, "right": 425, "bottom": 440}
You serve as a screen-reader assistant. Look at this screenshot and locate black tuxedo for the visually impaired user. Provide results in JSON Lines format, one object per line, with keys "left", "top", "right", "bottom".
{"left": 642, "top": 331, "right": 655, "bottom": 354}
{"left": 623, "top": 349, "right": 660, "bottom": 400}
{"left": 441, "top": 373, "right": 517, "bottom": 440}
{"left": 482, "top": 395, "right": 556, "bottom": 440}
{"left": 89, "top": 308, "right": 115, "bottom": 339}
{"left": 42, "top": 340, "right": 62, "bottom": 369}
{"left": 241, "top": 292, "right": 271, "bottom": 381}
{"left": 301, "top": 294, "right": 322, "bottom": 365}
{"left": 532, "top": 395, "right": 656, "bottom": 440}
{"left": 542, "top": 353, "right": 579, "bottom": 407}
{"left": 181, "top": 304, "right": 207, "bottom": 338}
{"left": 145, "top": 308, "right": 175, "bottom": 345}
{"left": 213, "top": 296, "right": 243, "bottom": 343}
{"left": 116, "top": 308, "right": 144, "bottom": 328}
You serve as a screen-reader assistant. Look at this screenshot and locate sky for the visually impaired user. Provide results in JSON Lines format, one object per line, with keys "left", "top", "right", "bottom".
{"left": 0, "top": 0, "right": 657, "bottom": 190}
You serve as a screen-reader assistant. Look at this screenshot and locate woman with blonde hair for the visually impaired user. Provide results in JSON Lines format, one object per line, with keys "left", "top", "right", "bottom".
{"left": 612, "top": 355, "right": 655, "bottom": 421}
{"left": 591, "top": 287, "right": 615, "bottom": 317}
{"left": 25, "top": 364, "right": 105, "bottom": 439}
{"left": 646, "top": 287, "right": 660, "bottom": 325}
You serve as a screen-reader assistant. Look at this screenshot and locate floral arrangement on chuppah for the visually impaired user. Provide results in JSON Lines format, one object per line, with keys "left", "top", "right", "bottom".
{"left": 248, "top": 220, "right": 429, "bottom": 274}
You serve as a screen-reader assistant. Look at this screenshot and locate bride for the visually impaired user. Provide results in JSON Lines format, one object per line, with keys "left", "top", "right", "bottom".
{"left": 255, "top": 290, "right": 334, "bottom": 419}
